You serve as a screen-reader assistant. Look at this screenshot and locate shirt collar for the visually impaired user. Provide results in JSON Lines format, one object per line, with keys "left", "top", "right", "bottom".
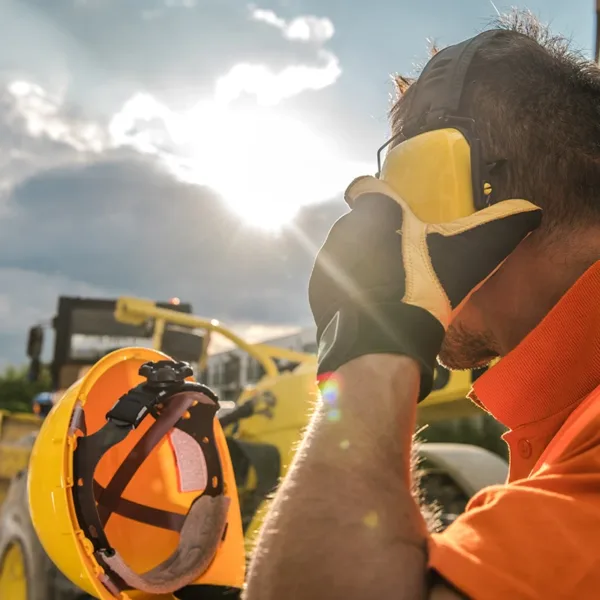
{"left": 470, "top": 260, "right": 600, "bottom": 431}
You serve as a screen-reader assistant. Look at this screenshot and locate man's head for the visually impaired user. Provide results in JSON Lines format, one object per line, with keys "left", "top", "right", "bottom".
{"left": 390, "top": 10, "right": 600, "bottom": 369}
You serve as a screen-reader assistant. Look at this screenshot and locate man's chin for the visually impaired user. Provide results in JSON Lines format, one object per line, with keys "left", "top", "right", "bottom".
{"left": 438, "top": 324, "right": 499, "bottom": 371}
{"left": 437, "top": 352, "right": 497, "bottom": 371}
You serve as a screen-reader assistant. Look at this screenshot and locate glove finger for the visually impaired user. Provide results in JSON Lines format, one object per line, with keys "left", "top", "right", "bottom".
{"left": 309, "top": 195, "right": 405, "bottom": 333}
{"left": 428, "top": 199, "right": 542, "bottom": 237}
{"left": 344, "top": 175, "right": 416, "bottom": 218}
{"left": 344, "top": 175, "right": 377, "bottom": 207}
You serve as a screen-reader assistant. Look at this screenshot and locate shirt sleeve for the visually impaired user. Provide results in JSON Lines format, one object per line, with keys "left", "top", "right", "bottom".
{"left": 428, "top": 465, "right": 600, "bottom": 600}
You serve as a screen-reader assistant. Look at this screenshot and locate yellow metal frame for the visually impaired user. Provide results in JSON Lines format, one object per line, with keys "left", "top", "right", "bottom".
{"left": 114, "top": 298, "right": 482, "bottom": 458}
{"left": 0, "top": 411, "right": 43, "bottom": 506}
{"left": 115, "top": 296, "right": 314, "bottom": 379}
{"left": 115, "top": 295, "right": 477, "bottom": 412}
{"left": 0, "top": 411, "right": 41, "bottom": 434}
{"left": 0, "top": 541, "right": 28, "bottom": 600}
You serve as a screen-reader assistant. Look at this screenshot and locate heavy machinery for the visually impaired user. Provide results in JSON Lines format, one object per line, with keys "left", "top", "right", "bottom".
{"left": 0, "top": 296, "right": 508, "bottom": 599}
{"left": 0, "top": 296, "right": 210, "bottom": 600}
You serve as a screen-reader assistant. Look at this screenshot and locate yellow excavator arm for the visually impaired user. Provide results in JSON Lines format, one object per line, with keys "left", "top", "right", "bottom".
{"left": 114, "top": 295, "right": 480, "bottom": 423}
{"left": 115, "top": 296, "right": 312, "bottom": 375}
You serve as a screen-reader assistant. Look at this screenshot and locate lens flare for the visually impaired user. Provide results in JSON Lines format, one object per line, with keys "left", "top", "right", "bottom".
{"left": 318, "top": 374, "right": 342, "bottom": 422}
{"left": 319, "top": 374, "right": 340, "bottom": 405}
{"left": 363, "top": 510, "right": 379, "bottom": 529}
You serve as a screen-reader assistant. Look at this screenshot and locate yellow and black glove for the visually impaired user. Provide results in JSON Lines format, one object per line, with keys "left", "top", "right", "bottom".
{"left": 309, "top": 176, "right": 542, "bottom": 400}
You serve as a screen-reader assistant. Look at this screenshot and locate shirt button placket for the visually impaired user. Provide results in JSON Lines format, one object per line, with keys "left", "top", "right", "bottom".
{"left": 517, "top": 438, "right": 532, "bottom": 459}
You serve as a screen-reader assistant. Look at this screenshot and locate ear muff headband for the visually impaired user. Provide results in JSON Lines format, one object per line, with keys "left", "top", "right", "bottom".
{"left": 71, "top": 371, "right": 229, "bottom": 596}
{"left": 378, "top": 29, "right": 527, "bottom": 211}
{"left": 400, "top": 30, "right": 505, "bottom": 138}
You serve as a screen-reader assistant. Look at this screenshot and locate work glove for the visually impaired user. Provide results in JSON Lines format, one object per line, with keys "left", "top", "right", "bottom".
{"left": 308, "top": 176, "right": 542, "bottom": 400}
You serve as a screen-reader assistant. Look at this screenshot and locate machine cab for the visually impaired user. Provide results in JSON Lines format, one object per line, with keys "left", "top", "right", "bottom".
{"left": 26, "top": 296, "right": 206, "bottom": 396}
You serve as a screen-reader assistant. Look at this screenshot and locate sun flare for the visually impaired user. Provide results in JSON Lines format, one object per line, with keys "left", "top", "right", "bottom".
{"left": 110, "top": 96, "right": 373, "bottom": 231}
{"left": 183, "top": 104, "right": 358, "bottom": 230}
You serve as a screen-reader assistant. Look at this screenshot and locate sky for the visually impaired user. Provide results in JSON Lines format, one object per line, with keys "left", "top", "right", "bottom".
{"left": 0, "top": 0, "right": 594, "bottom": 367}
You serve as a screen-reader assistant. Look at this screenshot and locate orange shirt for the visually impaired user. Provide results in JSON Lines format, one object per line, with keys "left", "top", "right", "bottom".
{"left": 428, "top": 261, "right": 600, "bottom": 600}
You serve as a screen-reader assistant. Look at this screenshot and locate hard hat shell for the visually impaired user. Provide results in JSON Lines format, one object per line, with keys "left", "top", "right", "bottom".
{"left": 28, "top": 347, "right": 245, "bottom": 600}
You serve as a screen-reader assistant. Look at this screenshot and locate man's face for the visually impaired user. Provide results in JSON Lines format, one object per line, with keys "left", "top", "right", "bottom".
{"left": 439, "top": 232, "right": 564, "bottom": 370}
{"left": 438, "top": 238, "right": 540, "bottom": 370}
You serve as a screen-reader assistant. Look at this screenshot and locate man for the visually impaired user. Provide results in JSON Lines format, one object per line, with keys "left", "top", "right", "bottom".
{"left": 243, "top": 10, "right": 600, "bottom": 600}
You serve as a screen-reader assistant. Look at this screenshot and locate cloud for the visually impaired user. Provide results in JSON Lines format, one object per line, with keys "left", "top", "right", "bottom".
{"left": 8, "top": 80, "right": 108, "bottom": 153}
{"left": 0, "top": 1, "right": 368, "bottom": 367}
{"left": 102, "top": 2, "right": 368, "bottom": 228}
{"left": 2, "top": 75, "right": 363, "bottom": 233}
{"left": 285, "top": 17, "right": 335, "bottom": 43}
{"left": 0, "top": 82, "right": 110, "bottom": 212}
{"left": 214, "top": 51, "right": 340, "bottom": 106}
{"left": 250, "top": 8, "right": 335, "bottom": 44}
{"left": 0, "top": 157, "right": 346, "bottom": 295}
{"left": 106, "top": 92, "right": 370, "bottom": 227}
{"left": 250, "top": 8, "right": 286, "bottom": 29}
{"left": 0, "top": 59, "right": 361, "bottom": 234}
{"left": 224, "top": 7, "right": 340, "bottom": 106}
{"left": 108, "top": 92, "right": 176, "bottom": 153}
{"left": 98, "top": 6, "right": 362, "bottom": 227}
{"left": 0, "top": 3, "right": 358, "bottom": 229}
{"left": 0, "top": 156, "right": 347, "bottom": 365}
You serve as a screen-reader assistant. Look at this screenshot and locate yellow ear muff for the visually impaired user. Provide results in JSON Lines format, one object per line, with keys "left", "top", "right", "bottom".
{"left": 379, "top": 128, "right": 478, "bottom": 224}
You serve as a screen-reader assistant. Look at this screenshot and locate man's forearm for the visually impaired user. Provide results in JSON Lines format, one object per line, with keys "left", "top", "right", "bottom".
{"left": 244, "top": 354, "right": 429, "bottom": 600}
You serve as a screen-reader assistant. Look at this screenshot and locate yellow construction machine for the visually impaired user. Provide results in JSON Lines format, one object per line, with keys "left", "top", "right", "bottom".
{"left": 112, "top": 298, "right": 509, "bottom": 548}
{"left": 0, "top": 295, "right": 508, "bottom": 599}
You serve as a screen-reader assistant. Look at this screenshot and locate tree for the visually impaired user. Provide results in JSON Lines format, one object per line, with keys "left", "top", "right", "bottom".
{"left": 0, "top": 365, "right": 52, "bottom": 413}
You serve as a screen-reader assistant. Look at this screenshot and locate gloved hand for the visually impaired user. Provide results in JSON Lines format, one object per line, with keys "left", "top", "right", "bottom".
{"left": 308, "top": 176, "right": 542, "bottom": 400}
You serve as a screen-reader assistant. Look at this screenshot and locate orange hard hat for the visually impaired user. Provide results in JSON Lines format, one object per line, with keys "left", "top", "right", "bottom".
{"left": 28, "top": 347, "right": 244, "bottom": 599}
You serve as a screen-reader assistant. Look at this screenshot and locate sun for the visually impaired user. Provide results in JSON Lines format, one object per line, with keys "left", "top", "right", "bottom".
{"left": 171, "top": 102, "right": 369, "bottom": 230}
{"left": 110, "top": 96, "right": 373, "bottom": 231}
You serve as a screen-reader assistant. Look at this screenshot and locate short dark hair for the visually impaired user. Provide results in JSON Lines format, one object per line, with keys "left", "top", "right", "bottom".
{"left": 390, "top": 9, "right": 600, "bottom": 234}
